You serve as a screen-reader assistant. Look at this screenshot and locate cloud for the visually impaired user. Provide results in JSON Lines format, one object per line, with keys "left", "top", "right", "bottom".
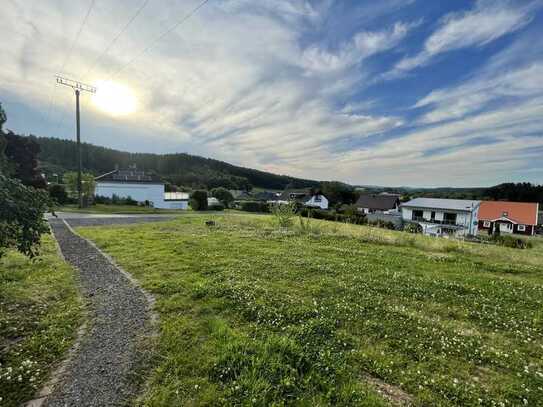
{"left": 386, "top": 0, "right": 536, "bottom": 78}
{"left": 300, "top": 21, "right": 415, "bottom": 75}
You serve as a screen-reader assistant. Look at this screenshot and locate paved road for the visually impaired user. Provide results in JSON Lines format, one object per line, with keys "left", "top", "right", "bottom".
{"left": 41, "top": 219, "right": 155, "bottom": 407}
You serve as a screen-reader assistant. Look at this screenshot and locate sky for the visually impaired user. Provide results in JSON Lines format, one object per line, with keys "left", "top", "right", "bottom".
{"left": 1, "top": 0, "right": 543, "bottom": 187}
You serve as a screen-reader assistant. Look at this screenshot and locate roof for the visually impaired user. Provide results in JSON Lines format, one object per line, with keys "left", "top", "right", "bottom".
{"left": 356, "top": 193, "right": 399, "bottom": 210}
{"left": 95, "top": 169, "right": 163, "bottom": 184}
{"left": 278, "top": 189, "right": 311, "bottom": 201}
{"left": 479, "top": 201, "right": 539, "bottom": 225}
{"left": 402, "top": 198, "right": 480, "bottom": 212}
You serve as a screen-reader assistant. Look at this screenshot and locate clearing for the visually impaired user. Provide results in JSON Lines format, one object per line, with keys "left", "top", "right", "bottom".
{"left": 75, "top": 213, "right": 543, "bottom": 406}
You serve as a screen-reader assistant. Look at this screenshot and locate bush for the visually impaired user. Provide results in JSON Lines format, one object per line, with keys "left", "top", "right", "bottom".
{"left": 0, "top": 175, "right": 52, "bottom": 258}
{"left": 491, "top": 234, "right": 532, "bottom": 249}
{"left": 270, "top": 202, "right": 296, "bottom": 228}
{"left": 240, "top": 201, "right": 269, "bottom": 213}
{"left": 49, "top": 183, "right": 68, "bottom": 205}
{"left": 367, "top": 219, "right": 396, "bottom": 230}
{"left": 211, "top": 187, "right": 234, "bottom": 208}
{"left": 299, "top": 208, "right": 366, "bottom": 224}
{"left": 404, "top": 222, "right": 423, "bottom": 234}
{"left": 208, "top": 203, "right": 225, "bottom": 211}
{"left": 190, "top": 190, "right": 208, "bottom": 211}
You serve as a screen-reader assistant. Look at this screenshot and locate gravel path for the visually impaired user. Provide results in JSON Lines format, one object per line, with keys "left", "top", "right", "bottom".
{"left": 62, "top": 215, "right": 175, "bottom": 227}
{"left": 43, "top": 219, "right": 154, "bottom": 407}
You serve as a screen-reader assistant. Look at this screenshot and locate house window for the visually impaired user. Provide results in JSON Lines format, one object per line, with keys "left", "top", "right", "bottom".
{"left": 443, "top": 212, "right": 457, "bottom": 225}
{"left": 518, "top": 224, "right": 526, "bottom": 232}
{"left": 502, "top": 211, "right": 508, "bottom": 217}
{"left": 431, "top": 211, "right": 436, "bottom": 221}
{"left": 483, "top": 220, "right": 491, "bottom": 228}
{"left": 314, "top": 196, "right": 322, "bottom": 202}
{"left": 412, "top": 210, "right": 423, "bottom": 221}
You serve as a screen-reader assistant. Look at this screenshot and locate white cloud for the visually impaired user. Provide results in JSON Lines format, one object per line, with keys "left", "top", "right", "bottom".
{"left": 387, "top": 0, "right": 536, "bottom": 78}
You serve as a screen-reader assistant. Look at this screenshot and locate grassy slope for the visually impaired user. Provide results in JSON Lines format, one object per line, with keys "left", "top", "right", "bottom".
{"left": 0, "top": 236, "right": 82, "bottom": 407}
{"left": 78, "top": 214, "right": 543, "bottom": 406}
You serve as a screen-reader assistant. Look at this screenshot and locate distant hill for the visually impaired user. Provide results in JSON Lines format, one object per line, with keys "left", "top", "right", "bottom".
{"left": 32, "top": 136, "right": 320, "bottom": 191}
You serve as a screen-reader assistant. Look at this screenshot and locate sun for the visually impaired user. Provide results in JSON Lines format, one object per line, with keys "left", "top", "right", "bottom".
{"left": 92, "top": 80, "right": 137, "bottom": 116}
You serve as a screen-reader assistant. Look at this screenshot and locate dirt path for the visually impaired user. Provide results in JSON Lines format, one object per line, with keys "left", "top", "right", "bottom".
{"left": 38, "top": 219, "right": 155, "bottom": 407}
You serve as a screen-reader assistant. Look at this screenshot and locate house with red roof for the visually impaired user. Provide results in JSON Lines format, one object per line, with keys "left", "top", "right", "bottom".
{"left": 478, "top": 201, "right": 539, "bottom": 236}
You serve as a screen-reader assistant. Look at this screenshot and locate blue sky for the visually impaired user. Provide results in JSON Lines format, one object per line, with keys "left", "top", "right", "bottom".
{"left": 1, "top": 0, "right": 543, "bottom": 187}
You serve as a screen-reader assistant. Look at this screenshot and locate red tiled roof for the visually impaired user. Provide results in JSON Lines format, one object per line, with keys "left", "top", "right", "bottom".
{"left": 479, "top": 201, "right": 539, "bottom": 225}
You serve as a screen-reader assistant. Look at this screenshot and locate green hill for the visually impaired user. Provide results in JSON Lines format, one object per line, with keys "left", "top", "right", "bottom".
{"left": 33, "top": 136, "right": 320, "bottom": 191}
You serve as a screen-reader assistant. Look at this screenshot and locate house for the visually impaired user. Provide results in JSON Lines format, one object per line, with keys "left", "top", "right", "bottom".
{"left": 253, "top": 191, "right": 280, "bottom": 201}
{"left": 95, "top": 168, "right": 188, "bottom": 209}
{"left": 356, "top": 193, "right": 400, "bottom": 214}
{"left": 478, "top": 201, "right": 539, "bottom": 236}
{"left": 273, "top": 189, "right": 329, "bottom": 210}
{"left": 401, "top": 198, "right": 480, "bottom": 237}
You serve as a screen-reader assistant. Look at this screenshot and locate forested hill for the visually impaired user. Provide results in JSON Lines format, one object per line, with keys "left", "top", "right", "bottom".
{"left": 33, "top": 136, "right": 320, "bottom": 190}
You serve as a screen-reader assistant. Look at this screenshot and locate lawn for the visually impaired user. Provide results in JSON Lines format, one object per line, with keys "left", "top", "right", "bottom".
{"left": 0, "top": 235, "right": 82, "bottom": 407}
{"left": 77, "top": 214, "right": 543, "bottom": 406}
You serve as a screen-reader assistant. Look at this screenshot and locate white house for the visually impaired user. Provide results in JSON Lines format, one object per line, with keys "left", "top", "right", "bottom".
{"left": 272, "top": 189, "right": 329, "bottom": 210}
{"left": 95, "top": 168, "right": 188, "bottom": 209}
{"left": 401, "top": 198, "right": 480, "bottom": 237}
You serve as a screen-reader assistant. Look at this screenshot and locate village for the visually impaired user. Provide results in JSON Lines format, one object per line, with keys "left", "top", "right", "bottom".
{"left": 93, "top": 167, "right": 542, "bottom": 239}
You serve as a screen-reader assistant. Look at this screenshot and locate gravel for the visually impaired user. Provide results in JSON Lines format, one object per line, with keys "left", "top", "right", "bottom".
{"left": 55, "top": 216, "right": 175, "bottom": 228}
{"left": 44, "top": 219, "right": 154, "bottom": 407}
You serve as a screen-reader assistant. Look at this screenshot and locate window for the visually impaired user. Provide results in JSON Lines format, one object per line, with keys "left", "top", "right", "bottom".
{"left": 518, "top": 224, "right": 526, "bottom": 232}
{"left": 443, "top": 212, "right": 457, "bottom": 225}
{"left": 314, "top": 196, "right": 321, "bottom": 202}
{"left": 483, "top": 220, "right": 491, "bottom": 228}
{"left": 502, "top": 211, "right": 508, "bottom": 217}
{"left": 431, "top": 211, "right": 436, "bottom": 221}
{"left": 412, "top": 210, "right": 423, "bottom": 221}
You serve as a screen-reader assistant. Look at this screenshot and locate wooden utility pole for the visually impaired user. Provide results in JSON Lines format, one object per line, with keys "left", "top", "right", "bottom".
{"left": 56, "top": 76, "right": 96, "bottom": 208}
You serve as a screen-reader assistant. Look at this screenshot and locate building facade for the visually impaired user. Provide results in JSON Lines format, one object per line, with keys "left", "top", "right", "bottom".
{"left": 401, "top": 198, "right": 480, "bottom": 237}
{"left": 478, "top": 201, "right": 538, "bottom": 236}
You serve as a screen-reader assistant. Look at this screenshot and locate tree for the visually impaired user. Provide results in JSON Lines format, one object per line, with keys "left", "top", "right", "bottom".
{"left": 49, "top": 183, "right": 69, "bottom": 205}
{"left": 0, "top": 175, "right": 52, "bottom": 258}
{"left": 190, "top": 190, "right": 208, "bottom": 211}
{"left": 63, "top": 172, "right": 96, "bottom": 206}
{"left": 320, "top": 181, "right": 357, "bottom": 207}
{"left": 211, "top": 187, "right": 234, "bottom": 208}
{"left": 4, "top": 132, "right": 46, "bottom": 188}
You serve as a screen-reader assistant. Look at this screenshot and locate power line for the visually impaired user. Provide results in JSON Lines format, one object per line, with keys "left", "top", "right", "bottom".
{"left": 43, "top": 0, "right": 97, "bottom": 131}
{"left": 84, "top": 0, "right": 150, "bottom": 79}
{"left": 108, "top": 0, "right": 210, "bottom": 80}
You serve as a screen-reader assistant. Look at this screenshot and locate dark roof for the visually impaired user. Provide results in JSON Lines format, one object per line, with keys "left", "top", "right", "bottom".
{"left": 95, "top": 169, "right": 163, "bottom": 184}
{"left": 356, "top": 193, "right": 400, "bottom": 210}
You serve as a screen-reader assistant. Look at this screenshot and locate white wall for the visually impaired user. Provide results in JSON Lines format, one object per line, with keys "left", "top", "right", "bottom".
{"left": 157, "top": 200, "right": 188, "bottom": 209}
{"left": 95, "top": 182, "right": 164, "bottom": 206}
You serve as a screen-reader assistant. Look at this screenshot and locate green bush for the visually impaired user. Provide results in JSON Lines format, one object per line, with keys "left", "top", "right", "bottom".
{"left": 190, "top": 190, "right": 208, "bottom": 211}
{"left": 208, "top": 203, "right": 225, "bottom": 211}
{"left": 491, "top": 234, "right": 532, "bottom": 249}
{"left": 240, "top": 201, "right": 269, "bottom": 213}
{"left": 404, "top": 222, "right": 423, "bottom": 234}
{"left": 48, "top": 183, "right": 69, "bottom": 205}
{"left": 367, "top": 219, "right": 396, "bottom": 230}
{"left": 0, "top": 175, "right": 52, "bottom": 258}
{"left": 211, "top": 187, "right": 234, "bottom": 208}
{"left": 270, "top": 202, "right": 296, "bottom": 228}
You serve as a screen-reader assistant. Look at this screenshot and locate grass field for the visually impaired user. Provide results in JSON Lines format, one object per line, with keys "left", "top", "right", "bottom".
{"left": 77, "top": 214, "right": 543, "bottom": 406}
{"left": 0, "top": 236, "right": 82, "bottom": 407}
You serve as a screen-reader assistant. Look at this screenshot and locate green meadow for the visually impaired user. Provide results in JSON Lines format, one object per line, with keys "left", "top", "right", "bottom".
{"left": 77, "top": 213, "right": 543, "bottom": 406}
{"left": 0, "top": 236, "right": 82, "bottom": 407}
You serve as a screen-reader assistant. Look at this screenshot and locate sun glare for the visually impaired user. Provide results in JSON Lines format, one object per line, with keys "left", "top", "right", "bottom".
{"left": 92, "top": 80, "right": 137, "bottom": 116}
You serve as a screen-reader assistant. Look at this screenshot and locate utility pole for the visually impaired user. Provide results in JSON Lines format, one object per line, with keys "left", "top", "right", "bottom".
{"left": 56, "top": 76, "right": 96, "bottom": 208}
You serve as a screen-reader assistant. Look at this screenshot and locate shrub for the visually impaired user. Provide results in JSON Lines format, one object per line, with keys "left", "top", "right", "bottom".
{"left": 0, "top": 175, "right": 52, "bottom": 258}
{"left": 48, "top": 183, "right": 68, "bottom": 205}
{"left": 491, "top": 234, "right": 532, "bottom": 249}
{"left": 404, "top": 222, "right": 423, "bottom": 234}
{"left": 270, "top": 202, "right": 296, "bottom": 228}
{"left": 240, "top": 201, "right": 269, "bottom": 213}
{"left": 367, "top": 219, "right": 396, "bottom": 230}
{"left": 124, "top": 196, "right": 138, "bottom": 206}
{"left": 208, "top": 203, "right": 225, "bottom": 211}
{"left": 211, "top": 187, "right": 234, "bottom": 208}
{"left": 190, "top": 190, "right": 208, "bottom": 211}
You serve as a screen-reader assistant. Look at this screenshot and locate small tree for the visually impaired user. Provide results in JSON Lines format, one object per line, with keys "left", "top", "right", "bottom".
{"left": 270, "top": 202, "right": 296, "bottom": 228}
{"left": 0, "top": 175, "right": 52, "bottom": 258}
{"left": 49, "top": 183, "right": 69, "bottom": 205}
{"left": 211, "top": 187, "right": 234, "bottom": 208}
{"left": 63, "top": 172, "right": 96, "bottom": 206}
{"left": 190, "top": 190, "right": 208, "bottom": 211}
